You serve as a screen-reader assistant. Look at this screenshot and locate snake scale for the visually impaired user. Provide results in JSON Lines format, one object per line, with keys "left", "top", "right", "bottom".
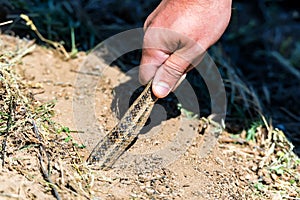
{"left": 87, "top": 80, "right": 158, "bottom": 169}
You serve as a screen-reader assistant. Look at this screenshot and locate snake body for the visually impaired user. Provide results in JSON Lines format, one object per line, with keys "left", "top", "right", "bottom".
{"left": 87, "top": 80, "right": 157, "bottom": 169}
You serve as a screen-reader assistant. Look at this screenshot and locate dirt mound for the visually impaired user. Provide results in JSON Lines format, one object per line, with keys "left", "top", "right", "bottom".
{"left": 0, "top": 34, "right": 299, "bottom": 199}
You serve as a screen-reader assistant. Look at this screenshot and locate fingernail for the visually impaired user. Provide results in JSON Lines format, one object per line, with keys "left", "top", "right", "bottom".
{"left": 153, "top": 81, "right": 171, "bottom": 98}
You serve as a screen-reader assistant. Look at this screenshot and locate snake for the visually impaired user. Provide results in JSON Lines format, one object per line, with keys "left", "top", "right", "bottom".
{"left": 87, "top": 80, "right": 158, "bottom": 170}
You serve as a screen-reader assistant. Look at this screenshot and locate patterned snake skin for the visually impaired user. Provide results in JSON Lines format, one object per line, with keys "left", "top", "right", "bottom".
{"left": 87, "top": 80, "right": 157, "bottom": 169}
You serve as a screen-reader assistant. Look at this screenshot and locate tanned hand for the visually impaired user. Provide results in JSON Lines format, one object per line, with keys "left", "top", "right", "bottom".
{"left": 139, "top": 0, "right": 232, "bottom": 98}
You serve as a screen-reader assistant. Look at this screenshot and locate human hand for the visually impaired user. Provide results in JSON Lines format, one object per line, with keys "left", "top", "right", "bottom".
{"left": 139, "top": 0, "right": 232, "bottom": 98}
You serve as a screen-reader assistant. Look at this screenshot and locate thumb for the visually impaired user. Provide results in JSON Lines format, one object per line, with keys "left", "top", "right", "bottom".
{"left": 152, "top": 53, "right": 190, "bottom": 98}
{"left": 139, "top": 48, "right": 169, "bottom": 85}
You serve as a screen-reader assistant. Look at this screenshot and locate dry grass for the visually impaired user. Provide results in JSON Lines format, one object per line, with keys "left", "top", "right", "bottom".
{"left": 2, "top": 0, "right": 299, "bottom": 134}
{"left": 0, "top": 35, "right": 90, "bottom": 200}
{"left": 0, "top": 35, "right": 299, "bottom": 199}
{"left": 220, "top": 116, "right": 300, "bottom": 199}
{"left": 1, "top": 1, "right": 300, "bottom": 198}
{"left": 0, "top": 35, "right": 184, "bottom": 200}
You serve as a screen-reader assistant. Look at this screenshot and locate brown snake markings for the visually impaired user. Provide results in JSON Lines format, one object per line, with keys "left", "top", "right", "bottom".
{"left": 87, "top": 80, "right": 157, "bottom": 169}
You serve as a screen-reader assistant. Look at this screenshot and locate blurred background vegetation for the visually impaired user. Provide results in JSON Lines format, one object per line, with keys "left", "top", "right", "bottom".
{"left": 0, "top": 0, "right": 299, "bottom": 152}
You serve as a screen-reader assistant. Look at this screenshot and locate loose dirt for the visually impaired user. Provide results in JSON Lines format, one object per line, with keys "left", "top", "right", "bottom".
{"left": 0, "top": 35, "right": 299, "bottom": 200}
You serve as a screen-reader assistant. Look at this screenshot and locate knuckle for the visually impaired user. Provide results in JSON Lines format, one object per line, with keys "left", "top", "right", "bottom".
{"left": 163, "top": 61, "right": 184, "bottom": 79}
{"left": 164, "top": 58, "right": 186, "bottom": 75}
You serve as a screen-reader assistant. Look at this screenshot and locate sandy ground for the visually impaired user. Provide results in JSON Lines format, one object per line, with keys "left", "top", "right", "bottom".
{"left": 0, "top": 34, "right": 299, "bottom": 200}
